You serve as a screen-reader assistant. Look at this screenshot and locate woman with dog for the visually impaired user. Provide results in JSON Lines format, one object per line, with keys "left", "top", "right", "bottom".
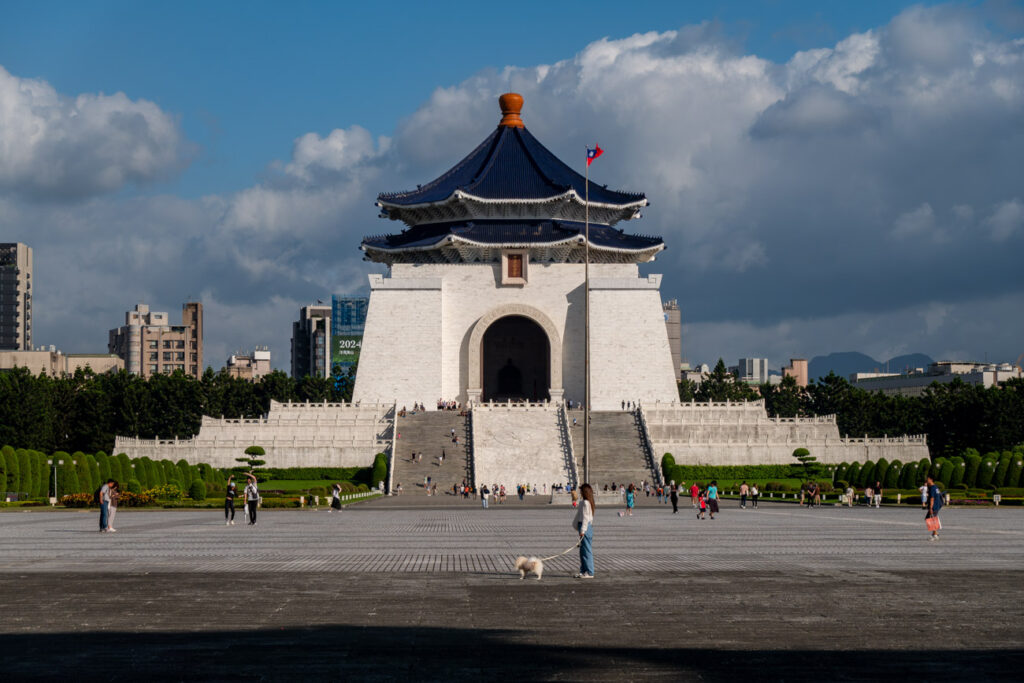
{"left": 573, "top": 483, "right": 596, "bottom": 579}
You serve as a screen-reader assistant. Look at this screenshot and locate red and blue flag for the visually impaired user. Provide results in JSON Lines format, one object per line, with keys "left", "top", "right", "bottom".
{"left": 586, "top": 144, "right": 603, "bottom": 166}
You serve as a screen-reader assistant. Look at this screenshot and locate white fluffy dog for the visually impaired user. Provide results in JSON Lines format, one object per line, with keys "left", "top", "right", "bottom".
{"left": 515, "top": 555, "right": 544, "bottom": 580}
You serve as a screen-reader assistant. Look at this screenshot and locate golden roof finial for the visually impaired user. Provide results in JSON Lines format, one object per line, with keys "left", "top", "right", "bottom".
{"left": 498, "top": 93, "right": 524, "bottom": 128}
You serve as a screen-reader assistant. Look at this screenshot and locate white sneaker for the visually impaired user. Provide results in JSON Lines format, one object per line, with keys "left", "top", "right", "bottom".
{"left": 107, "top": 528, "right": 116, "bottom": 533}
{"left": 580, "top": 573, "right": 594, "bottom": 579}
{"left": 226, "top": 521, "right": 230, "bottom": 526}
{"left": 230, "top": 520, "right": 235, "bottom": 525}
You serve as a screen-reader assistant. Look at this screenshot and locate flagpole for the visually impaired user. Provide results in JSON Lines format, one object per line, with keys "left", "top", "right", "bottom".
{"left": 583, "top": 150, "right": 591, "bottom": 487}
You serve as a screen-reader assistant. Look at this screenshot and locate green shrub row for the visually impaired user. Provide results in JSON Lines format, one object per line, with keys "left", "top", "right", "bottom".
{"left": 0, "top": 444, "right": 226, "bottom": 499}
{"left": 660, "top": 444, "right": 1023, "bottom": 493}
{"left": 660, "top": 455, "right": 792, "bottom": 487}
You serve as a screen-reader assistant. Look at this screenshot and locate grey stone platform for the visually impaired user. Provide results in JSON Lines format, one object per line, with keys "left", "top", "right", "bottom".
{"left": 1, "top": 503, "right": 1022, "bottom": 680}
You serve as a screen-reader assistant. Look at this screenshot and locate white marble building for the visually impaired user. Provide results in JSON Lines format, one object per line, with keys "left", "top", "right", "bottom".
{"left": 354, "top": 93, "right": 678, "bottom": 411}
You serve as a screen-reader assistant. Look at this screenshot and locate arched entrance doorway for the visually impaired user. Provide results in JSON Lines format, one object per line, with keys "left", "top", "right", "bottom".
{"left": 481, "top": 315, "right": 550, "bottom": 402}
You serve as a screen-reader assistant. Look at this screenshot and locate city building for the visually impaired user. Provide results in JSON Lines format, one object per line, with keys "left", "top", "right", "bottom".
{"left": 0, "top": 243, "right": 32, "bottom": 350}
{"left": 732, "top": 358, "right": 769, "bottom": 385}
{"left": 290, "top": 304, "right": 331, "bottom": 378}
{"left": 851, "top": 361, "right": 1022, "bottom": 397}
{"left": 0, "top": 348, "right": 123, "bottom": 376}
{"left": 331, "top": 296, "right": 368, "bottom": 375}
{"left": 225, "top": 346, "right": 271, "bottom": 381}
{"left": 783, "top": 358, "right": 809, "bottom": 387}
{"left": 663, "top": 300, "right": 681, "bottom": 381}
{"left": 108, "top": 302, "right": 204, "bottom": 379}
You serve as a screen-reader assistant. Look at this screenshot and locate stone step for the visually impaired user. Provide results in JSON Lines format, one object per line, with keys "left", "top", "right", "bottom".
{"left": 391, "top": 411, "right": 472, "bottom": 496}
{"left": 568, "top": 410, "right": 656, "bottom": 489}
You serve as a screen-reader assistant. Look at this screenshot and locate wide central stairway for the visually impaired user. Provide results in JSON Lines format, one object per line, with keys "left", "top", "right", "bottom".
{"left": 391, "top": 411, "right": 472, "bottom": 495}
{"left": 569, "top": 410, "right": 658, "bottom": 489}
{"left": 472, "top": 404, "right": 576, "bottom": 490}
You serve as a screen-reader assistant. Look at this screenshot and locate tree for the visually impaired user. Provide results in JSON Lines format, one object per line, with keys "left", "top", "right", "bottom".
{"left": 696, "top": 359, "right": 759, "bottom": 402}
{"left": 677, "top": 379, "right": 697, "bottom": 402}
{"left": 791, "top": 448, "right": 822, "bottom": 482}
{"left": 763, "top": 374, "right": 803, "bottom": 418}
{"left": 236, "top": 445, "right": 266, "bottom": 474}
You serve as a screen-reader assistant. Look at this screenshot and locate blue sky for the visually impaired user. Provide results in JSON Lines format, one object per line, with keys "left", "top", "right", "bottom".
{"left": 1, "top": 1, "right": 1022, "bottom": 372}
{"left": 2, "top": 0, "right": 949, "bottom": 198}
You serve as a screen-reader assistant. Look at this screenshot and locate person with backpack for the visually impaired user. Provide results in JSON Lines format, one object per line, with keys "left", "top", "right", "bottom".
{"left": 925, "top": 475, "right": 944, "bottom": 541}
{"left": 244, "top": 473, "right": 260, "bottom": 526}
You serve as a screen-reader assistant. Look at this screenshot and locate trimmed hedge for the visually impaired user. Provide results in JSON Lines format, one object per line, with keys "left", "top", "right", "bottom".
{"left": 255, "top": 467, "right": 369, "bottom": 482}
{"left": 371, "top": 453, "right": 388, "bottom": 489}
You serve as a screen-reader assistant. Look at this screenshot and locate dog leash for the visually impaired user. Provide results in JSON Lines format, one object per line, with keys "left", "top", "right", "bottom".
{"left": 537, "top": 538, "right": 582, "bottom": 563}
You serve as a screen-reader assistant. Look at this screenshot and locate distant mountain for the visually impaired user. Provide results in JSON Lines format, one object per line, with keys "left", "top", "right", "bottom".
{"left": 808, "top": 352, "right": 935, "bottom": 382}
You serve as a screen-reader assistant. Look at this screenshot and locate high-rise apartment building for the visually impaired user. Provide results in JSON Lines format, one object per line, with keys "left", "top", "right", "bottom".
{"left": 290, "top": 304, "right": 331, "bottom": 378}
{"left": 0, "top": 243, "right": 33, "bottom": 350}
{"left": 736, "top": 357, "right": 769, "bottom": 384}
{"left": 109, "top": 302, "right": 204, "bottom": 378}
{"left": 783, "top": 358, "right": 808, "bottom": 387}
{"left": 662, "top": 299, "right": 681, "bottom": 381}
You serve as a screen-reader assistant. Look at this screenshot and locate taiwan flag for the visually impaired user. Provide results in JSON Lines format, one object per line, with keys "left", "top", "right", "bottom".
{"left": 586, "top": 144, "right": 603, "bottom": 166}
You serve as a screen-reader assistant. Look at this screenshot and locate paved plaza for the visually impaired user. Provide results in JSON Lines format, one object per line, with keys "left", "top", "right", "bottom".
{"left": 1, "top": 501, "right": 1022, "bottom": 680}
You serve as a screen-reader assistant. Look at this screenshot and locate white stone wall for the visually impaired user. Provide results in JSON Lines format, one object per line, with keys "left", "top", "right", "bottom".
{"left": 353, "top": 273, "right": 443, "bottom": 411}
{"left": 114, "top": 401, "right": 394, "bottom": 469}
{"left": 644, "top": 402, "right": 929, "bottom": 465}
{"left": 354, "top": 261, "right": 679, "bottom": 410}
{"left": 590, "top": 275, "right": 679, "bottom": 409}
{"left": 472, "top": 404, "right": 575, "bottom": 490}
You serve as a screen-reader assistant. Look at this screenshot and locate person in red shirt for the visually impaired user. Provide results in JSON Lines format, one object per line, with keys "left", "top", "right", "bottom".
{"left": 690, "top": 482, "right": 700, "bottom": 509}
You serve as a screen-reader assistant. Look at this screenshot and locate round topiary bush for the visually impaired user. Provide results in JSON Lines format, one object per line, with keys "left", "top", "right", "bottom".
{"left": 189, "top": 479, "right": 206, "bottom": 501}
{"left": 127, "top": 478, "right": 141, "bottom": 494}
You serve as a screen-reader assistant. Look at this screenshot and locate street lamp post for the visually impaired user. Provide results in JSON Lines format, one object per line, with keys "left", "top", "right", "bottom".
{"left": 47, "top": 458, "right": 64, "bottom": 505}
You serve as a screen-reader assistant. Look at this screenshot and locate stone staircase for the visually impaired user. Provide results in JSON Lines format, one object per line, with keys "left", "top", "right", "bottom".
{"left": 569, "top": 410, "right": 657, "bottom": 489}
{"left": 472, "top": 404, "right": 576, "bottom": 491}
{"left": 391, "top": 411, "right": 472, "bottom": 496}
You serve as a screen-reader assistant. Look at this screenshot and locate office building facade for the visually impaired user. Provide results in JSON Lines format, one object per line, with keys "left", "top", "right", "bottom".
{"left": 0, "top": 243, "right": 32, "bottom": 350}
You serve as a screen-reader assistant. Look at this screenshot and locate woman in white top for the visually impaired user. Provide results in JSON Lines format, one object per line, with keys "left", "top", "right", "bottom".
{"left": 244, "top": 474, "right": 259, "bottom": 526}
{"left": 573, "top": 483, "right": 596, "bottom": 578}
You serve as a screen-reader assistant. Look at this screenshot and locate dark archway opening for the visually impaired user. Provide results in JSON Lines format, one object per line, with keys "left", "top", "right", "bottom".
{"left": 481, "top": 315, "right": 550, "bottom": 402}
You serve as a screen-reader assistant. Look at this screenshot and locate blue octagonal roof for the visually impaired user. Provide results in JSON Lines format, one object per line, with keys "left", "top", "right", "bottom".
{"left": 378, "top": 125, "right": 645, "bottom": 208}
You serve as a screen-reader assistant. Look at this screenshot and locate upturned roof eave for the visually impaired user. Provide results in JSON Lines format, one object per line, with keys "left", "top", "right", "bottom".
{"left": 376, "top": 188, "right": 648, "bottom": 215}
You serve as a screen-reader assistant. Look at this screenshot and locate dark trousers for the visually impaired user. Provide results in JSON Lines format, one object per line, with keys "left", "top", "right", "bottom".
{"left": 247, "top": 500, "right": 258, "bottom": 524}
{"left": 99, "top": 501, "right": 109, "bottom": 530}
{"left": 670, "top": 494, "right": 678, "bottom": 513}
{"left": 225, "top": 499, "right": 235, "bottom": 521}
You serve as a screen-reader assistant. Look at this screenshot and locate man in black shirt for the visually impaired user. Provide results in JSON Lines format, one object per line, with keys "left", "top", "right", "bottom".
{"left": 225, "top": 475, "right": 237, "bottom": 526}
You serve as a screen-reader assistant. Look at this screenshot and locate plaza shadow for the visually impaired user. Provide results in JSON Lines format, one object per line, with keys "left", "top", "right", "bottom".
{"left": 1, "top": 625, "right": 1021, "bottom": 682}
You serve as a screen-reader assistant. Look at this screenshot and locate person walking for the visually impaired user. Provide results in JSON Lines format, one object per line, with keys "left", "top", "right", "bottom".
{"left": 707, "top": 480, "right": 719, "bottom": 520}
{"left": 244, "top": 473, "right": 259, "bottom": 526}
{"left": 330, "top": 483, "right": 342, "bottom": 512}
{"left": 925, "top": 475, "right": 943, "bottom": 541}
{"left": 690, "top": 482, "right": 699, "bottom": 509}
{"left": 625, "top": 484, "right": 635, "bottom": 516}
{"left": 225, "top": 476, "right": 237, "bottom": 525}
{"left": 873, "top": 480, "right": 883, "bottom": 508}
{"left": 481, "top": 484, "right": 490, "bottom": 509}
{"left": 750, "top": 483, "right": 759, "bottom": 509}
{"left": 739, "top": 481, "right": 749, "bottom": 509}
{"left": 573, "top": 483, "right": 596, "bottom": 579}
{"left": 697, "top": 487, "right": 707, "bottom": 520}
{"left": 669, "top": 482, "right": 679, "bottom": 513}
{"left": 107, "top": 481, "right": 120, "bottom": 532}
{"left": 98, "top": 479, "right": 114, "bottom": 533}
